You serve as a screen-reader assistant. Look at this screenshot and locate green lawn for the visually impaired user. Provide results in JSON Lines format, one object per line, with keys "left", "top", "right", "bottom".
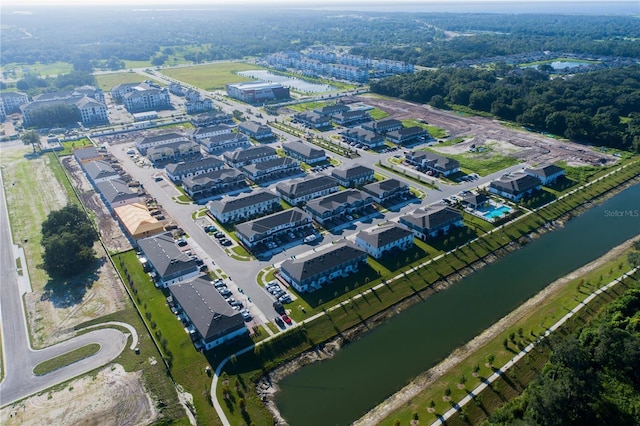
{"left": 286, "top": 101, "right": 328, "bottom": 112}
{"left": 95, "top": 72, "right": 164, "bottom": 92}
{"left": 424, "top": 146, "right": 522, "bottom": 176}
{"left": 368, "top": 108, "right": 389, "bottom": 120}
{"left": 33, "top": 343, "right": 100, "bottom": 375}
{"left": 57, "top": 138, "right": 93, "bottom": 156}
{"left": 1, "top": 61, "right": 73, "bottom": 79}
{"left": 401, "top": 119, "right": 448, "bottom": 139}
{"left": 160, "top": 62, "right": 265, "bottom": 91}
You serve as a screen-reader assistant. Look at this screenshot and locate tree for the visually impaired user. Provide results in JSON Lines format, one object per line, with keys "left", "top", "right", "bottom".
{"left": 21, "top": 130, "right": 40, "bottom": 153}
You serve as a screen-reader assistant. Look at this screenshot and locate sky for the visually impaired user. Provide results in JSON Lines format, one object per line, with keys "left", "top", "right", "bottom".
{"left": 1, "top": 0, "right": 621, "bottom": 5}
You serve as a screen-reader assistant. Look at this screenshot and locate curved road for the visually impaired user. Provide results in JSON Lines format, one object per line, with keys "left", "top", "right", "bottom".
{"left": 0, "top": 168, "right": 130, "bottom": 407}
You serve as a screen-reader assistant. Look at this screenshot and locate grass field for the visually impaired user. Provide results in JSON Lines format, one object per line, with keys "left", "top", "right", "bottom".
{"left": 424, "top": 147, "right": 522, "bottom": 176}
{"left": 1, "top": 61, "right": 73, "bottom": 79}
{"left": 94, "top": 72, "right": 164, "bottom": 92}
{"left": 33, "top": 344, "right": 100, "bottom": 376}
{"left": 160, "top": 62, "right": 265, "bottom": 91}
{"left": 401, "top": 119, "right": 448, "bottom": 139}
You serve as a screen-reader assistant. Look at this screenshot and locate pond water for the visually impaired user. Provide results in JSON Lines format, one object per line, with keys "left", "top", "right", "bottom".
{"left": 237, "top": 70, "right": 335, "bottom": 93}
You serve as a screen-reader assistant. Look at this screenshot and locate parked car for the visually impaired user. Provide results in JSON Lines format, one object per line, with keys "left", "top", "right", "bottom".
{"left": 281, "top": 314, "right": 292, "bottom": 325}
{"left": 303, "top": 234, "right": 316, "bottom": 243}
{"left": 218, "top": 288, "right": 231, "bottom": 297}
{"left": 279, "top": 295, "right": 292, "bottom": 304}
{"left": 176, "top": 239, "right": 188, "bottom": 247}
{"left": 241, "top": 310, "right": 252, "bottom": 321}
{"left": 273, "top": 301, "right": 285, "bottom": 314}
{"left": 214, "top": 232, "right": 225, "bottom": 239}
{"left": 274, "top": 316, "right": 285, "bottom": 327}
{"left": 220, "top": 238, "right": 232, "bottom": 246}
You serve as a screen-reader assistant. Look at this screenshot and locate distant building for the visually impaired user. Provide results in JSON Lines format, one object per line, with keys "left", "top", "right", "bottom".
{"left": 208, "top": 189, "right": 280, "bottom": 224}
{"left": 137, "top": 232, "right": 199, "bottom": 288}
{"left": 385, "top": 126, "right": 428, "bottom": 145}
{"left": 331, "top": 164, "right": 375, "bottom": 188}
{"left": 400, "top": 205, "right": 464, "bottom": 240}
{"left": 355, "top": 223, "right": 414, "bottom": 259}
{"left": 226, "top": 82, "right": 290, "bottom": 103}
{"left": 315, "top": 103, "right": 349, "bottom": 117}
{"left": 223, "top": 146, "right": 278, "bottom": 168}
{"left": 192, "top": 125, "right": 234, "bottom": 142}
{"left": 200, "top": 133, "right": 250, "bottom": 154}
{"left": 340, "top": 128, "right": 385, "bottom": 149}
{"left": 238, "top": 121, "right": 274, "bottom": 141}
{"left": 165, "top": 157, "right": 225, "bottom": 182}
{"left": 279, "top": 242, "right": 368, "bottom": 293}
{"left": 169, "top": 276, "right": 247, "bottom": 350}
{"left": 362, "top": 119, "right": 403, "bottom": 135}
{"left": 135, "top": 132, "right": 190, "bottom": 154}
{"left": 276, "top": 174, "right": 339, "bottom": 205}
{"left": 405, "top": 151, "right": 460, "bottom": 177}
{"left": 21, "top": 88, "right": 108, "bottom": 127}
{"left": 73, "top": 146, "right": 103, "bottom": 164}
{"left": 362, "top": 178, "right": 410, "bottom": 204}
{"left": 293, "top": 111, "right": 331, "bottom": 129}
{"left": 282, "top": 141, "right": 326, "bottom": 164}
{"left": 489, "top": 172, "right": 541, "bottom": 201}
{"left": 191, "top": 111, "right": 234, "bottom": 127}
{"left": 0, "top": 92, "right": 29, "bottom": 116}
{"left": 305, "top": 189, "right": 373, "bottom": 226}
{"left": 331, "top": 109, "right": 370, "bottom": 126}
{"left": 235, "top": 207, "right": 312, "bottom": 249}
{"left": 524, "top": 164, "right": 565, "bottom": 186}
{"left": 123, "top": 87, "right": 171, "bottom": 113}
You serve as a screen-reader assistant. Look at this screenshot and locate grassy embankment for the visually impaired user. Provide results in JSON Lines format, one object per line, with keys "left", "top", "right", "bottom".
{"left": 215, "top": 159, "right": 640, "bottom": 424}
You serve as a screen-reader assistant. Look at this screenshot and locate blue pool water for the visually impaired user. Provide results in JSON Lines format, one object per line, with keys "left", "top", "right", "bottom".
{"left": 482, "top": 205, "right": 512, "bottom": 219}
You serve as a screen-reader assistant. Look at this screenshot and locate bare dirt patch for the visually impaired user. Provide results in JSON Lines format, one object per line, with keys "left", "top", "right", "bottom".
{"left": 356, "top": 95, "right": 617, "bottom": 167}
{"left": 0, "top": 364, "right": 158, "bottom": 426}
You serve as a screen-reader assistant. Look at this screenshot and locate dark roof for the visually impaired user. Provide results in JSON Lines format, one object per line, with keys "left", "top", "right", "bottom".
{"left": 490, "top": 172, "right": 541, "bottom": 195}
{"left": 223, "top": 145, "right": 276, "bottom": 163}
{"left": 239, "top": 121, "right": 272, "bottom": 134}
{"left": 83, "top": 160, "right": 118, "bottom": 180}
{"left": 242, "top": 157, "right": 298, "bottom": 174}
{"left": 524, "top": 164, "right": 564, "bottom": 179}
{"left": 137, "top": 132, "right": 188, "bottom": 144}
{"left": 331, "top": 164, "right": 374, "bottom": 180}
{"left": 208, "top": 189, "right": 279, "bottom": 214}
{"left": 202, "top": 132, "right": 249, "bottom": 146}
{"left": 283, "top": 141, "right": 325, "bottom": 159}
{"left": 276, "top": 175, "right": 338, "bottom": 199}
{"left": 193, "top": 125, "right": 233, "bottom": 136}
{"left": 305, "top": 189, "right": 373, "bottom": 215}
{"left": 387, "top": 126, "right": 427, "bottom": 138}
{"left": 137, "top": 232, "right": 198, "bottom": 278}
{"left": 462, "top": 193, "right": 488, "bottom": 206}
{"left": 401, "top": 205, "right": 462, "bottom": 230}
{"left": 407, "top": 151, "right": 459, "bottom": 171}
{"left": 182, "top": 168, "right": 245, "bottom": 187}
{"left": 147, "top": 140, "right": 198, "bottom": 154}
{"left": 73, "top": 146, "right": 102, "bottom": 161}
{"left": 280, "top": 242, "right": 366, "bottom": 283}
{"left": 235, "top": 207, "right": 309, "bottom": 240}
{"left": 95, "top": 179, "right": 138, "bottom": 204}
{"left": 169, "top": 276, "right": 245, "bottom": 343}
{"left": 362, "top": 178, "right": 407, "bottom": 197}
{"left": 356, "top": 223, "right": 413, "bottom": 249}
{"left": 165, "top": 157, "right": 225, "bottom": 175}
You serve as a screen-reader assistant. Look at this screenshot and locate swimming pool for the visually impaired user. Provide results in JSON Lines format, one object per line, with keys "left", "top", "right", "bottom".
{"left": 482, "top": 205, "right": 512, "bottom": 219}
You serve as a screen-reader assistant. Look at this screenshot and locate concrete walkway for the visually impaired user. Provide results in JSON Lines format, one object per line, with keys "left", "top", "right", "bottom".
{"left": 431, "top": 267, "right": 638, "bottom": 426}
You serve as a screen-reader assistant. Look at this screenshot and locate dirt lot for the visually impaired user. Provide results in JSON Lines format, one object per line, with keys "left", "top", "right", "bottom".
{"left": 357, "top": 95, "right": 617, "bottom": 167}
{"left": 0, "top": 364, "right": 158, "bottom": 426}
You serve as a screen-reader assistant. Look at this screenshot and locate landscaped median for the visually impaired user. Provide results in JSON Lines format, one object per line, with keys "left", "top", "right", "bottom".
{"left": 33, "top": 344, "right": 101, "bottom": 376}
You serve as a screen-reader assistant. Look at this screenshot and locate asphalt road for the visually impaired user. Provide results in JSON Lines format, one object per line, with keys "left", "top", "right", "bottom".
{"left": 0, "top": 169, "right": 129, "bottom": 407}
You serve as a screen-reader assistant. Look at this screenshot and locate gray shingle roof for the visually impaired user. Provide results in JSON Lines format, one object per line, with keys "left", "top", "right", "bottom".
{"left": 401, "top": 205, "right": 462, "bottom": 230}
{"left": 276, "top": 174, "right": 338, "bottom": 199}
{"left": 356, "top": 223, "right": 413, "bottom": 249}
{"left": 362, "top": 178, "right": 407, "bottom": 198}
{"left": 95, "top": 179, "right": 138, "bottom": 204}
{"left": 524, "top": 164, "right": 564, "bottom": 179}
{"left": 305, "top": 189, "right": 373, "bottom": 215}
{"left": 165, "top": 157, "right": 224, "bottom": 175}
{"left": 223, "top": 145, "right": 276, "bottom": 163}
{"left": 235, "top": 207, "right": 309, "bottom": 241}
{"left": 283, "top": 141, "right": 325, "bottom": 159}
{"left": 208, "top": 189, "right": 279, "bottom": 214}
{"left": 137, "top": 232, "right": 198, "bottom": 278}
{"left": 490, "top": 172, "right": 541, "bottom": 195}
{"left": 331, "top": 164, "right": 374, "bottom": 180}
{"left": 83, "top": 160, "right": 118, "bottom": 181}
{"left": 280, "top": 241, "right": 366, "bottom": 283}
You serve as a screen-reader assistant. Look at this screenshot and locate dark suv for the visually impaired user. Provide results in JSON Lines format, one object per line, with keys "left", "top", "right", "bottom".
{"left": 273, "top": 301, "right": 285, "bottom": 315}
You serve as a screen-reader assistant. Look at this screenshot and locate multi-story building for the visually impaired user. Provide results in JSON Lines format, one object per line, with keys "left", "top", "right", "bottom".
{"left": 405, "top": 151, "right": 460, "bottom": 177}
{"left": 305, "top": 189, "right": 374, "bottom": 226}
{"left": 282, "top": 141, "right": 326, "bottom": 164}
{"left": 340, "top": 128, "right": 385, "bottom": 149}
{"left": 146, "top": 141, "right": 200, "bottom": 164}
{"left": 137, "top": 232, "right": 199, "bottom": 288}
{"left": 208, "top": 189, "right": 280, "bottom": 224}
{"left": 110, "top": 81, "right": 161, "bottom": 101}
{"left": 223, "top": 146, "right": 278, "bottom": 168}
{"left": 135, "top": 132, "right": 190, "bottom": 154}
{"left": 524, "top": 164, "right": 565, "bottom": 186}
{"left": 400, "top": 205, "right": 464, "bottom": 240}
{"left": 83, "top": 160, "right": 120, "bottom": 184}
{"left": 279, "top": 242, "right": 368, "bottom": 293}
{"left": 385, "top": 126, "right": 429, "bottom": 145}
{"left": 235, "top": 207, "right": 312, "bottom": 249}
{"left": 165, "top": 157, "right": 225, "bottom": 182}
{"left": 191, "top": 111, "right": 234, "bottom": 127}
{"left": 170, "top": 276, "right": 247, "bottom": 350}
{"left": 123, "top": 88, "right": 171, "bottom": 113}
{"left": 276, "top": 174, "right": 339, "bottom": 205}
{"left": 362, "top": 179, "right": 410, "bottom": 204}
{"left": 355, "top": 223, "right": 414, "bottom": 259}
{"left": 181, "top": 168, "right": 247, "bottom": 200}
{"left": 225, "top": 82, "right": 290, "bottom": 103}
{"left": 331, "top": 164, "right": 375, "bottom": 188}
{"left": 95, "top": 179, "right": 141, "bottom": 209}
{"left": 238, "top": 121, "right": 274, "bottom": 141}
{"left": 0, "top": 91, "right": 29, "bottom": 120}
{"left": 293, "top": 111, "right": 331, "bottom": 129}
{"left": 200, "top": 133, "right": 250, "bottom": 154}
{"left": 192, "top": 124, "right": 234, "bottom": 142}
{"left": 241, "top": 157, "right": 301, "bottom": 183}
{"left": 315, "top": 103, "right": 349, "bottom": 117}
{"left": 489, "top": 172, "right": 542, "bottom": 201}
{"left": 362, "top": 119, "right": 403, "bottom": 134}
{"left": 331, "top": 109, "right": 370, "bottom": 126}
{"left": 21, "top": 92, "right": 108, "bottom": 127}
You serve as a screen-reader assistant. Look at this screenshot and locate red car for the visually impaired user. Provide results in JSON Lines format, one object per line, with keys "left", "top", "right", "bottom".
{"left": 281, "top": 314, "right": 292, "bottom": 325}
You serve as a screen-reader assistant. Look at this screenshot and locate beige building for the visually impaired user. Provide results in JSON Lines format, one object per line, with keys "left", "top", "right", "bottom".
{"left": 114, "top": 203, "right": 165, "bottom": 240}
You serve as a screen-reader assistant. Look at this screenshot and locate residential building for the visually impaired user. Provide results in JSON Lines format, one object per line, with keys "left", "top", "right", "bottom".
{"left": 169, "top": 276, "right": 247, "bottom": 350}
{"left": 315, "top": 104, "right": 349, "bottom": 117}
{"left": 332, "top": 109, "right": 370, "bottom": 126}
{"left": 135, "top": 132, "right": 191, "bottom": 154}
{"left": 73, "top": 146, "right": 103, "bottom": 164}
{"left": 165, "top": 157, "right": 225, "bottom": 182}
{"left": 191, "top": 111, "right": 234, "bottom": 127}
{"left": 405, "top": 151, "right": 460, "bottom": 177}
{"left": 400, "top": 205, "right": 464, "bottom": 240}
{"left": 235, "top": 207, "right": 313, "bottom": 249}
{"left": 110, "top": 81, "right": 161, "bottom": 101}
{"left": 200, "top": 133, "right": 250, "bottom": 154}
{"left": 96, "top": 179, "right": 141, "bottom": 208}
{"left": 208, "top": 189, "right": 280, "bottom": 224}
{"left": 341, "top": 128, "right": 385, "bottom": 149}
{"left": 461, "top": 193, "right": 489, "bottom": 209}
{"left": 185, "top": 97, "right": 214, "bottom": 114}
{"left": 0, "top": 91, "right": 29, "bottom": 114}
{"left": 489, "top": 172, "right": 542, "bottom": 201}
{"left": 137, "top": 232, "right": 199, "bottom": 288}
{"left": 362, "top": 119, "right": 403, "bottom": 134}
{"left": 279, "top": 242, "right": 368, "bottom": 293}
{"left": 21, "top": 94, "right": 108, "bottom": 127}
{"left": 305, "top": 189, "right": 374, "bottom": 226}
{"left": 181, "top": 168, "right": 247, "bottom": 200}
{"left": 293, "top": 111, "right": 331, "bottom": 129}
{"left": 123, "top": 87, "right": 171, "bottom": 113}
{"left": 146, "top": 141, "right": 200, "bottom": 164}
{"left": 282, "top": 141, "right": 326, "bottom": 164}
{"left": 226, "top": 82, "right": 290, "bottom": 103}
{"left": 83, "top": 160, "right": 120, "bottom": 184}
{"left": 524, "top": 164, "right": 565, "bottom": 185}
{"left": 192, "top": 124, "right": 233, "bottom": 142}
{"left": 114, "top": 203, "right": 165, "bottom": 240}
{"left": 386, "top": 126, "right": 429, "bottom": 145}
{"left": 355, "top": 223, "right": 414, "bottom": 259}
{"left": 241, "top": 157, "right": 301, "bottom": 183}
{"left": 362, "top": 178, "right": 410, "bottom": 204}
{"left": 238, "top": 121, "right": 274, "bottom": 141}
{"left": 276, "top": 174, "right": 339, "bottom": 205}
{"left": 223, "top": 146, "right": 278, "bottom": 167}
{"left": 331, "top": 164, "right": 375, "bottom": 188}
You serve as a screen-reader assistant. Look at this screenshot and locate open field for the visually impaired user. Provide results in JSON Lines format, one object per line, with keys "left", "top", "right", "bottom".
{"left": 1, "top": 61, "right": 73, "bottom": 79}
{"left": 357, "top": 95, "right": 618, "bottom": 169}
{"left": 159, "top": 62, "right": 264, "bottom": 91}
{"left": 94, "top": 72, "right": 164, "bottom": 92}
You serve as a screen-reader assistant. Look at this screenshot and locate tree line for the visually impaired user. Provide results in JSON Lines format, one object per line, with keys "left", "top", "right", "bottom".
{"left": 370, "top": 65, "right": 640, "bottom": 152}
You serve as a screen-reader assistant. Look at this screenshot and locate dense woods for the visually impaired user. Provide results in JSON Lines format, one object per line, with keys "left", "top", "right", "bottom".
{"left": 488, "top": 269, "right": 640, "bottom": 425}
{"left": 371, "top": 66, "right": 640, "bottom": 152}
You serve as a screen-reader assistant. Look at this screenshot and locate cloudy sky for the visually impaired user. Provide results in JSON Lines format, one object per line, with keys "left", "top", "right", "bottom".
{"left": 1, "top": 0, "right": 604, "bottom": 6}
